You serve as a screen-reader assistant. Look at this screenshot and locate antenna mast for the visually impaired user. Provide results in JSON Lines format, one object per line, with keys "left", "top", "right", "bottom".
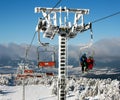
{"left": 35, "top": 6, "right": 90, "bottom": 100}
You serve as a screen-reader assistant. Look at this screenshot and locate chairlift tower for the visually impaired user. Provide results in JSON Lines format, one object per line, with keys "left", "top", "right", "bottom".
{"left": 35, "top": 6, "right": 90, "bottom": 100}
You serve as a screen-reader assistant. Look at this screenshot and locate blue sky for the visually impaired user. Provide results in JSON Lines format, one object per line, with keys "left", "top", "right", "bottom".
{"left": 0, "top": 0, "right": 120, "bottom": 45}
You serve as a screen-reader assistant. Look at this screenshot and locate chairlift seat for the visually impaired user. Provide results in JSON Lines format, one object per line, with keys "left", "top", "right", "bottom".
{"left": 46, "top": 72, "right": 54, "bottom": 76}
{"left": 17, "top": 74, "right": 27, "bottom": 79}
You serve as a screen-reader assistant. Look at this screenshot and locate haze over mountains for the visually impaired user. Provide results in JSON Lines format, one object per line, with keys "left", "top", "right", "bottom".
{"left": 0, "top": 38, "right": 120, "bottom": 68}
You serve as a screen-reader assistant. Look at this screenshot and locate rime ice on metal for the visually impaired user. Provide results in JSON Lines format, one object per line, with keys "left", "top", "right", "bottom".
{"left": 35, "top": 6, "right": 90, "bottom": 100}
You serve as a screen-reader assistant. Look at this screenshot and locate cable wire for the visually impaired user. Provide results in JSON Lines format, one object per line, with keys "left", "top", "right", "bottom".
{"left": 25, "top": 0, "right": 62, "bottom": 59}
{"left": 92, "top": 11, "right": 120, "bottom": 24}
{"left": 25, "top": 31, "right": 37, "bottom": 59}
{"left": 50, "top": 0, "right": 62, "bottom": 13}
{"left": 43, "top": 0, "right": 62, "bottom": 20}
{"left": 37, "top": 0, "right": 62, "bottom": 47}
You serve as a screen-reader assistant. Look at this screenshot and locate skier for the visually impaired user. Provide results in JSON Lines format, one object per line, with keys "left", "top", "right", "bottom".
{"left": 80, "top": 53, "right": 88, "bottom": 73}
{"left": 87, "top": 56, "right": 95, "bottom": 70}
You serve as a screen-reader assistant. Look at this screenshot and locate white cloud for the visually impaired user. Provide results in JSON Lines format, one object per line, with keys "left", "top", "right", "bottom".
{"left": 0, "top": 38, "right": 120, "bottom": 66}
{"left": 93, "top": 38, "right": 120, "bottom": 62}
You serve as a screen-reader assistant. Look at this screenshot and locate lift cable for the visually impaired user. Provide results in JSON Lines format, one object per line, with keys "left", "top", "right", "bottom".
{"left": 91, "top": 11, "right": 120, "bottom": 24}
{"left": 36, "top": 0, "right": 62, "bottom": 46}
{"left": 42, "top": 0, "right": 62, "bottom": 20}
{"left": 25, "top": 31, "right": 37, "bottom": 60}
{"left": 49, "top": 0, "right": 62, "bottom": 13}
{"left": 25, "top": 0, "right": 62, "bottom": 59}
{"left": 26, "top": 9, "right": 120, "bottom": 59}
{"left": 83, "top": 11, "right": 120, "bottom": 52}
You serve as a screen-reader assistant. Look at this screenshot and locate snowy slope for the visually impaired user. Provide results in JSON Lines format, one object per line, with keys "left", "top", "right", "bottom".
{"left": 0, "top": 73, "right": 120, "bottom": 100}
{"left": 0, "top": 85, "right": 78, "bottom": 100}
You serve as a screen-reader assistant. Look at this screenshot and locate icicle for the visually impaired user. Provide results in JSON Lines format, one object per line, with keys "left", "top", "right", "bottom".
{"left": 59, "top": 6, "right": 62, "bottom": 27}
{"left": 64, "top": 16, "right": 67, "bottom": 26}
{"left": 81, "top": 14, "right": 84, "bottom": 26}
{"left": 67, "top": 8, "right": 69, "bottom": 20}
{"left": 42, "top": 10, "right": 47, "bottom": 18}
{"left": 53, "top": 12, "right": 57, "bottom": 26}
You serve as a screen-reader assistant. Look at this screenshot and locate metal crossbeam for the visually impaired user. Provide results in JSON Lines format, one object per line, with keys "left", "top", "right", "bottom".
{"left": 35, "top": 7, "right": 89, "bottom": 14}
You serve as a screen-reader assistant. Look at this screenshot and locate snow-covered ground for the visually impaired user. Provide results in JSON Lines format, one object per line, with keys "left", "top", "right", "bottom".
{"left": 0, "top": 85, "right": 57, "bottom": 100}
{"left": 0, "top": 72, "right": 120, "bottom": 100}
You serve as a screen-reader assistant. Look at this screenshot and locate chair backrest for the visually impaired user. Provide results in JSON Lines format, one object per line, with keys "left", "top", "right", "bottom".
{"left": 24, "top": 69, "right": 34, "bottom": 74}
{"left": 38, "top": 61, "right": 55, "bottom": 67}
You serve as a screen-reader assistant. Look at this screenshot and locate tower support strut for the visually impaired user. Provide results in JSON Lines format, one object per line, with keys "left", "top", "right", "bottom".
{"left": 58, "top": 35, "right": 67, "bottom": 100}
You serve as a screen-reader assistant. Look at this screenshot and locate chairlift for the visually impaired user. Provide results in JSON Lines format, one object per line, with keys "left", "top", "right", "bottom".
{"left": 79, "top": 26, "right": 95, "bottom": 72}
{"left": 16, "top": 63, "right": 34, "bottom": 79}
{"left": 24, "top": 69, "right": 34, "bottom": 74}
{"left": 37, "top": 45, "right": 56, "bottom": 76}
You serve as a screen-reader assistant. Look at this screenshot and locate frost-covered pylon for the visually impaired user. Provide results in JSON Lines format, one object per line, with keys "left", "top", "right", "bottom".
{"left": 35, "top": 6, "right": 90, "bottom": 100}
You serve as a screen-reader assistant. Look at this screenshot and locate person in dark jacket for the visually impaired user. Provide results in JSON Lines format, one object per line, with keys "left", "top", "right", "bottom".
{"left": 80, "top": 53, "right": 88, "bottom": 73}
